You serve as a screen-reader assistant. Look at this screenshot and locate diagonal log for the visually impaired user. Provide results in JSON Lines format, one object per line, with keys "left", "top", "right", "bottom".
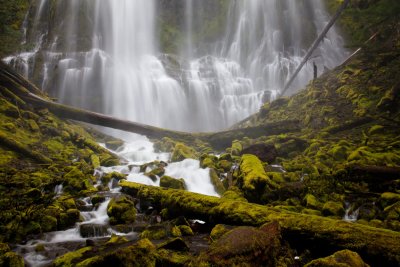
{"left": 120, "top": 181, "right": 400, "bottom": 266}
{"left": 0, "top": 62, "right": 300, "bottom": 148}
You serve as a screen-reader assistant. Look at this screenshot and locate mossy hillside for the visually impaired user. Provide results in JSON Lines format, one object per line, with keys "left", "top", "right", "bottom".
{"left": 325, "top": 0, "right": 400, "bottom": 49}
{"left": 0, "top": 88, "right": 120, "bottom": 243}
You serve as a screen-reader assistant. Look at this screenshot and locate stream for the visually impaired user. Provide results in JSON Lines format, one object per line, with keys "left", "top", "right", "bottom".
{"left": 16, "top": 131, "right": 218, "bottom": 266}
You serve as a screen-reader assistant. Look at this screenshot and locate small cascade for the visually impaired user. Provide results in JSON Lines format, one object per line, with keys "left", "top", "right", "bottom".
{"left": 99, "top": 131, "right": 220, "bottom": 197}
{"left": 53, "top": 184, "right": 63, "bottom": 196}
{"left": 343, "top": 202, "right": 359, "bottom": 222}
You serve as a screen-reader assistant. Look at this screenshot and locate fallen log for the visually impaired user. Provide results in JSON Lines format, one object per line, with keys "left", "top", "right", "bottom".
{"left": 340, "top": 165, "right": 400, "bottom": 182}
{"left": 0, "top": 62, "right": 300, "bottom": 148}
{"left": 120, "top": 181, "right": 400, "bottom": 266}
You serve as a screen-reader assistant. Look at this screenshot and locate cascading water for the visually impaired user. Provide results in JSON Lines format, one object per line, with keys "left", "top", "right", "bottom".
{"left": 4, "top": 0, "right": 347, "bottom": 132}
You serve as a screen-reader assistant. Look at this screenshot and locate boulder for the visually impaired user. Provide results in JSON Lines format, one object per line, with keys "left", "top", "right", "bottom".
{"left": 202, "top": 222, "right": 287, "bottom": 266}
{"left": 171, "top": 143, "right": 197, "bottom": 162}
{"left": 107, "top": 195, "right": 137, "bottom": 225}
{"left": 305, "top": 249, "right": 369, "bottom": 267}
{"left": 240, "top": 143, "right": 278, "bottom": 163}
{"left": 322, "top": 201, "right": 345, "bottom": 217}
{"left": 160, "top": 175, "right": 186, "bottom": 190}
{"left": 157, "top": 237, "right": 189, "bottom": 252}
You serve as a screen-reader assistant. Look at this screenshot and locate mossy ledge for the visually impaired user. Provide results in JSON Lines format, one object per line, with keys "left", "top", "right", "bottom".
{"left": 120, "top": 181, "right": 400, "bottom": 266}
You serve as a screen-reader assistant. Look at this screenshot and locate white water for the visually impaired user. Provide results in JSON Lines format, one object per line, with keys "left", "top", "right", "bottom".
{"left": 99, "top": 130, "right": 219, "bottom": 197}
{"left": 4, "top": 0, "right": 347, "bottom": 132}
{"left": 343, "top": 202, "right": 359, "bottom": 222}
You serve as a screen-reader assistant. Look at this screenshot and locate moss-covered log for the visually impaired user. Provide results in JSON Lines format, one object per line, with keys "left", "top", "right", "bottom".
{"left": 0, "top": 62, "right": 299, "bottom": 148}
{"left": 120, "top": 181, "right": 400, "bottom": 266}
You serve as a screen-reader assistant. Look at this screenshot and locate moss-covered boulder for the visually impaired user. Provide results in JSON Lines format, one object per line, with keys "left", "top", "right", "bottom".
{"left": 304, "top": 249, "right": 369, "bottom": 267}
{"left": 230, "top": 140, "right": 242, "bottom": 156}
{"left": 304, "top": 194, "right": 322, "bottom": 210}
{"left": 141, "top": 225, "right": 168, "bottom": 240}
{"left": 210, "top": 224, "right": 230, "bottom": 241}
{"left": 199, "top": 222, "right": 290, "bottom": 266}
{"left": 160, "top": 175, "right": 186, "bottom": 190}
{"left": 171, "top": 143, "right": 197, "bottom": 162}
{"left": 0, "top": 243, "right": 24, "bottom": 267}
{"left": 107, "top": 195, "right": 137, "bottom": 225}
{"left": 380, "top": 192, "right": 400, "bottom": 207}
{"left": 209, "top": 169, "right": 226, "bottom": 195}
{"left": 322, "top": 201, "right": 345, "bottom": 217}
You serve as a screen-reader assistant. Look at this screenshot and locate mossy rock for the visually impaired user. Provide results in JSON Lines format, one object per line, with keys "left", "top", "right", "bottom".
{"left": 304, "top": 194, "right": 322, "bottom": 210}
{"left": 107, "top": 195, "right": 137, "bottom": 225}
{"left": 63, "top": 167, "right": 93, "bottom": 193}
{"left": 145, "top": 166, "right": 165, "bottom": 181}
{"left": 177, "top": 225, "right": 193, "bottom": 236}
{"left": 210, "top": 224, "right": 230, "bottom": 241}
{"left": 380, "top": 192, "right": 400, "bottom": 207}
{"left": 171, "top": 143, "right": 197, "bottom": 162}
{"left": 0, "top": 251, "right": 24, "bottom": 267}
{"left": 40, "top": 215, "right": 58, "bottom": 232}
{"left": 304, "top": 249, "right": 369, "bottom": 267}
{"left": 221, "top": 187, "right": 248, "bottom": 202}
{"left": 209, "top": 169, "right": 226, "bottom": 195}
{"left": 383, "top": 201, "right": 400, "bottom": 220}
{"left": 322, "top": 201, "right": 345, "bottom": 217}
{"left": 217, "top": 159, "right": 232, "bottom": 172}
{"left": 200, "top": 154, "right": 217, "bottom": 169}
{"left": 101, "top": 171, "right": 127, "bottom": 185}
{"left": 141, "top": 225, "right": 167, "bottom": 240}
{"left": 171, "top": 226, "right": 182, "bottom": 237}
{"left": 90, "top": 154, "right": 100, "bottom": 169}
{"left": 160, "top": 175, "right": 186, "bottom": 190}
{"left": 230, "top": 140, "right": 243, "bottom": 156}
{"left": 302, "top": 208, "right": 322, "bottom": 216}
{"left": 53, "top": 246, "right": 93, "bottom": 267}
{"left": 106, "top": 234, "right": 129, "bottom": 245}
{"left": 202, "top": 224, "right": 286, "bottom": 266}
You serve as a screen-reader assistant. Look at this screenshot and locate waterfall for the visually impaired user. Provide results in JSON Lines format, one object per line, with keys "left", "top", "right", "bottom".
{"left": 4, "top": 0, "right": 347, "bottom": 132}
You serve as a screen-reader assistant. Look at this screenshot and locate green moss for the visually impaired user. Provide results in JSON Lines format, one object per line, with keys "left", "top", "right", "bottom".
{"left": 304, "top": 194, "right": 322, "bottom": 210}
{"left": 178, "top": 225, "right": 193, "bottom": 236}
{"left": 237, "top": 154, "right": 277, "bottom": 201}
{"left": 209, "top": 169, "right": 226, "bottom": 195}
{"left": 90, "top": 154, "right": 100, "bottom": 169}
{"left": 221, "top": 187, "right": 248, "bottom": 202}
{"left": 107, "top": 196, "right": 137, "bottom": 225}
{"left": 380, "top": 192, "right": 400, "bottom": 207}
{"left": 53, "top": 247, "right": 93, "bottom": 267}
{"left": 171, "top": 226, "right": 182, "bottom": 237}
{"left": 106, "top": 234, "right": 129, "bottom": 245}
{"left": 304, "top": 249, "right": 368, "bottom": 267}
{"left": 171, "top": 143, "right": 197, "bottom": 162}
{"left": 322, "top": 201, "right": 345, "bottom": 217}
{"left": 141, "top": 227, "right": 167, "bottom": 240}
{"left": 230, "top": 140, "right": 243, "bottom": 156}
{"left": 210, "top": 224, "right": 229, "bottom": 241}
{"left": 160, "top": 175, "right": 186, "bottom": 190}
{"left": 0, "top": 251, "right": 24, "bottom": 267}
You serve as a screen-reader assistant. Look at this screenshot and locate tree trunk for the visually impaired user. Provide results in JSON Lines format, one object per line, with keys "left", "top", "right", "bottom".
{"left": 120, "top": 181, "right": 400, "bottom": 266}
